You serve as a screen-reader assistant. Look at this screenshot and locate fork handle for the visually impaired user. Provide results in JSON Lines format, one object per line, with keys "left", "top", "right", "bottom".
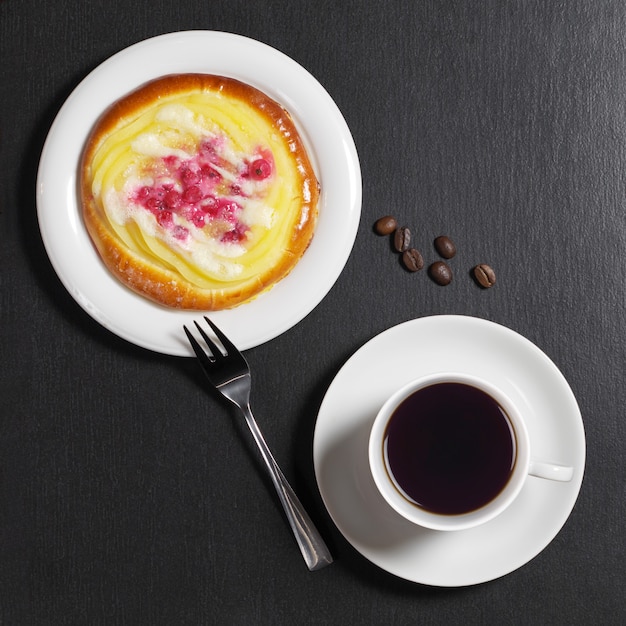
{"left": 241, "top": 404, "right": 333, "bottom": 571}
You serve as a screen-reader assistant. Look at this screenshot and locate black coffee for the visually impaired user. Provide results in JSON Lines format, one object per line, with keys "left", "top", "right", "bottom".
{"left": 383, "top": 382, "right": 516, "bottom": 515}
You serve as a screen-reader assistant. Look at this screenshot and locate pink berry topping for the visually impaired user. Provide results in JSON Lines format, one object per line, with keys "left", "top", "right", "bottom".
{"left": 130, "top": 138, "right": 274, "bottom": 244}
{"left": 249, "top": 158, "right": 272, "bottom": 180}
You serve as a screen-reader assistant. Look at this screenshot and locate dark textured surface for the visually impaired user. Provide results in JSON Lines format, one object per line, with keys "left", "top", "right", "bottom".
{"left": 1, "top": 1, "right": 625, "bottom": 623}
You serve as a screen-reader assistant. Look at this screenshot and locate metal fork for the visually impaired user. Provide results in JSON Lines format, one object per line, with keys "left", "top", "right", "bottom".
{"left": 183, "top": 317, "right": 333, "bottom": 571}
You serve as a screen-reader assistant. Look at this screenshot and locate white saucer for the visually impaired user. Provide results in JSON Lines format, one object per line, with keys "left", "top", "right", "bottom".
{"left": 313, "top": 315, "right": 585, "bottom": 586}
{"left": 36, "top": 31, "right": 361, "bottom": 355}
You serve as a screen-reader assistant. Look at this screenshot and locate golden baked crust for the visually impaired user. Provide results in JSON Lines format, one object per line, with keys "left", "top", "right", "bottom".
{"left": 80, "top": 74, "right": 319, "bottom": 309}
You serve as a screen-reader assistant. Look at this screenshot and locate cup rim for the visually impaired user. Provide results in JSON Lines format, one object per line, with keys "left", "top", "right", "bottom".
{"left": 368, "top": 372, "right": 531, "bottom": 531}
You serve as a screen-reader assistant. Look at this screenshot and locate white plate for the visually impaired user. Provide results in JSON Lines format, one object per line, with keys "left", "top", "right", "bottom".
{"left": 313, "top": 315, "right": 585, "bottom": 586}
{"left": 36, "top": 31, "right": 361, "bottom": 355}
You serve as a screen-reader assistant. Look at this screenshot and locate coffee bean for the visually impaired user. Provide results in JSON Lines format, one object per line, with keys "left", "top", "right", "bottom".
{"left": 393, "top": 226, "right": 411, "bottom": 252}
{"left": 374, "top": 215, "right": 398, "bottom": 235}
{"left": 473, "top": 263, "right": 496, "bottom": 288}
{"left": 402, "top": 248, "right": 424, "bottom": 272}
{"left": 429, "top": 261, "right": 452, "bottom": 285}
{"left": 434, "top": 235, "right": 456, "bottom": 259}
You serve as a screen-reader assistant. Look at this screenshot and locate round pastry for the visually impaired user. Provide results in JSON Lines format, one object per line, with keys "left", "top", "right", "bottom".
{"left": 80, "top": 74, "right": 319, "bottom": 310}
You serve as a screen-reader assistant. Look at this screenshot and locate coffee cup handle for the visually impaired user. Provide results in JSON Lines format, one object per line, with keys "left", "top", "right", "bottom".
{"left": 529, "top": 458, "right": 573, "bottom": 482}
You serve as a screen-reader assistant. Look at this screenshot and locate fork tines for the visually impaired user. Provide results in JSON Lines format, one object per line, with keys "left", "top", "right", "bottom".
{"left": 184, "top": 317, "right": 221, "bottom": 360}
{"left": 183, "top": 317, "right": 247, "bottom": 368}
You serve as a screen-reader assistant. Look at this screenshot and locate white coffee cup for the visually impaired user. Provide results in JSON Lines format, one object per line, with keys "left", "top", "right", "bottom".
{"left": 368, "top": 372, "right": 573, "bottom": 531}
